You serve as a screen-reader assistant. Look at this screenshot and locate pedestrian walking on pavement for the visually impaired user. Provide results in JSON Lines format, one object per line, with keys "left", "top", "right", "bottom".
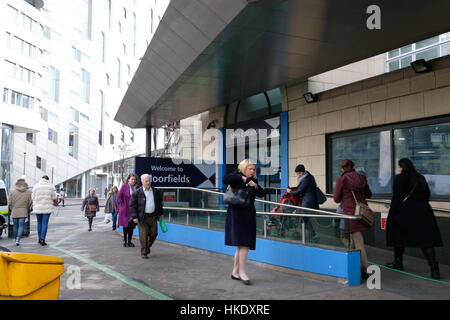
{"left": 82, "top": 188, "right": 99, "bottom": 231}
{"left": 58, "top": 188, "right": 66, "bottom": 207}
{"left": 287, "top": 164, "right": 319, "bottom": 242}
{"left": 130, "top": 174, "right": 163, "bottom": 259}
{"left": 386, "top": 158, "right": 443, "bottom": 279}
{"left": 333, "top": 160, "right": 372, "bottom": 281}
{"left": 32, "top": 175, "right": 58, "bottom": 246}
{"left": 105, "top": 186, "right": 120, "bottom": 230}
{"left": 118, "top": 173, "right": 139, "bottom": 247}
{"left": 9, "top": 179, "right": 32, "bottom": 246}
{"left": 223, "top": 159, "right": 266, "bottom": 285}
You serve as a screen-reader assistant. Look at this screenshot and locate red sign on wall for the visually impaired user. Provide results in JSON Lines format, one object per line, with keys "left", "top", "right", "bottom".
{"left": 381, "top": 212, "right": 388, "bottom": 230}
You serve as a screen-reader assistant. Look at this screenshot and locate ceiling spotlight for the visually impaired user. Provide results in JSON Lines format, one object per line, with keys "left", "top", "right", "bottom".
{"left": 410, "top": 59, "right": 430, "bottom": 74}
{"left": 303, "top": 92, "right": 317, "bottom": 104}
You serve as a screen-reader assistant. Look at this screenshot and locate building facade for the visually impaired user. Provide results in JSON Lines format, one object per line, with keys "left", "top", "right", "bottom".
{"left": 0, "top": 0, "right": 169, "bottom": 193}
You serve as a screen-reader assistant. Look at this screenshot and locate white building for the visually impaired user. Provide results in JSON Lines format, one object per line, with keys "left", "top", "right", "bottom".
{"left": 0, "top": 0, "right": 169, "bottom": 194}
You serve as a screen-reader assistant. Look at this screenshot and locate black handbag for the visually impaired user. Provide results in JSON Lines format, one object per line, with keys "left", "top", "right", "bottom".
{"left": 315, "top": 187, "right": 327, "bottom": 205}
{"left": 224, "top": 186, "right": 250, "bottom": 208}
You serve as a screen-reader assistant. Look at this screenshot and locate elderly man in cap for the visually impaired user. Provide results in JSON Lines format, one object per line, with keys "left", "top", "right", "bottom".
{"left": 130, "top": 174, "right": 164, "bottom": 259}
{"left": 287, "top": 165, "right": 319, "bottom": 241}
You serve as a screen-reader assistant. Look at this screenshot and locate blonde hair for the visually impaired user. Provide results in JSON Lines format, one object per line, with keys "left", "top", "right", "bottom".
{"left": 87, "top": 188, "right": 96, "bottom": 195}
{"left": 238, "top": 159, "right": 257, "bottom": 179}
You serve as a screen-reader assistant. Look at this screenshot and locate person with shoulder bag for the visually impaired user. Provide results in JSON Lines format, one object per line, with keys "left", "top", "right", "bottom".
{"left": 82, "top": 188, "right": 99, "bottom": 232}
{"left": 9, "top": 179, "right": 32, "bottom": 246}
{"left": 105, "top": 186, "right": 120, "bottom": 230}
{"left": 333, "top": 160, "right": 372, "bottom": 281}
{"left": 287, "top": 164, "right": 320, "bottom": 242}
{"left": 386, "top": 158, "right": 443, "bottom": 279}
{"left": 223, "top": 159, "right": 265, "bottom": 285}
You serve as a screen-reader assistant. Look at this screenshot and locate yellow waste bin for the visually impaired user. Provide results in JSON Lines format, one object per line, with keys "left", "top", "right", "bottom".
{"left": 0, "top": 252, "right": 65, "bottom": 300}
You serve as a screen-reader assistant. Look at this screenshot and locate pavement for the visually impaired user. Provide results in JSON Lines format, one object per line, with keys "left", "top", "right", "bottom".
{"left": 1, "top": 201, "right": 449, "bottom": 300}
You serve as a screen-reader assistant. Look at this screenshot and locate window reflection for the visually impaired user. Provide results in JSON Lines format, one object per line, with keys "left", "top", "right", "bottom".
{"left": 329, "top": 119, "right": 450, "bottom": 198}
{"left": 395, "top": 122, "right": 450, "bottom": 196}
{"left": 330, "top": 131, "right": 392, "bottom": 194}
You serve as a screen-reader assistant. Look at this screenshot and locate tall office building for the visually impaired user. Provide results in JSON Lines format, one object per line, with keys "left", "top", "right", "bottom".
{"left": 0, "top": 0, "right": 169, "bottom": 194}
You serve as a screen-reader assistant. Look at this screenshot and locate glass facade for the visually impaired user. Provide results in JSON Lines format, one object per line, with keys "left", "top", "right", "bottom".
{"left": 330, "top": 131, "right": 392, "bottom": 194}
{"left": 394, "top": 122, "right": 450, "bottom": 196}
{"left": 387, "top": 32, "right": 450, "bottom": 72}
{"left": 328, "top": 117, "right": 450, "bottom": 199}
{"left": 0, "top": 125, "right": 13, "bottom": 190}
{"left": 224, "top": 89, "right": 282, "bottom": 204}
{"left": 57, "top": 155, "right": 141, "bottom": 198}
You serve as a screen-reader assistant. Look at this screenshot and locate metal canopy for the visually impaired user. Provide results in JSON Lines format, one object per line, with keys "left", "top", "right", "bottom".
{"left": 115, "top": 0, "right": 450, "bottom": 128}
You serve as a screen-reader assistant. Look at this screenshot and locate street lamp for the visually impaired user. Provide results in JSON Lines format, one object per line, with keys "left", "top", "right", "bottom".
{"left": 111, "top": 146, "right": 115, "bottom": 186}
{"left": 23, "top": 152, "right": 26, "bottom": 175}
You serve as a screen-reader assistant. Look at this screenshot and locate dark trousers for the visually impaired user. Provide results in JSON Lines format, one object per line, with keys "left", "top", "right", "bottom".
{"left": 394, "top": 247, "right": 437, "bottom": 263}
{"left": 123, "top": 220, "right": 136, "bottom": 244}
{"left": 138, "top": 214, "right": 158, "bottom": 255}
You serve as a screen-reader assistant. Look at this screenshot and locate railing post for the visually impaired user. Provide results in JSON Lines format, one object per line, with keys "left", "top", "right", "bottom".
{"left": 168, "top": 211, "right": 171, "bottom": 222}
{"left": 263, "top": 218, "right": 267, "bottom": 238}
{"left": 186, "top": 212, "right": 189, "bottom": 225}
{"left": 208, "top": 213, "right": 210, "bottom": 229}
{"left": 301, "top": 219, "right": 305, "bottom": 244}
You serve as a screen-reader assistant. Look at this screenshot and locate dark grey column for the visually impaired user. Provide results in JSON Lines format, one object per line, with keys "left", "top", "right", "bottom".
{"left": 146, "top": 126, "right": 152, "bottom": 157}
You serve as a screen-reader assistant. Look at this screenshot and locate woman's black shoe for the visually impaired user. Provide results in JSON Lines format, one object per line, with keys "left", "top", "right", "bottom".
{"left": 127, "top": 242, "right": 135, "bottom": 247}
{"left": 242, "top": 280, "right": 252, "bottom": 286}
{"left": 361, "top": 271, "right": 369, "bottom": 281}
{"left": 231, "top": 275, "right": 241, "bottom": 281}
{"left": 41, "top": 240, "right": 47, "bottom": 246}
{"left": 430, "top": 262, "right": 441, "bottom": 280}
{"left": 123, "top": 242, "right": 128, "bottom": 247}
{"left": 386, "top": 258, "right": 404, "bottom": 270}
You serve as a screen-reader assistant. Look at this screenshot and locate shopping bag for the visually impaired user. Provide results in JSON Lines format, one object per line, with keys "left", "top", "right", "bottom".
{"left": 104, "top": 213, "right": 112, "bottom": 224}
{"left": 159, "top": 217, "right": 168, "bottom": 233}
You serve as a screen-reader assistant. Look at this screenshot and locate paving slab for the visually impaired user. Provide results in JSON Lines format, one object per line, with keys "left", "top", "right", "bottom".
{"left": 1, "top": 204, "right": 448, "bottom": 300}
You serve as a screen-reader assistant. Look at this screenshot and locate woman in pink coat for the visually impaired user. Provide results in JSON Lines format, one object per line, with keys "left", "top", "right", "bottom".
{"left": 118, "top": 173, "right": 139, "bottom": 247}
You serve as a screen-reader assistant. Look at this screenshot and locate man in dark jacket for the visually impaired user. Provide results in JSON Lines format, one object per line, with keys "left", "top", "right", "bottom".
{"left": 287, "top": 165, "right": 319, "bottom": 241}
{"left": 131, "top": 174, "right": 163, "bottom": 259}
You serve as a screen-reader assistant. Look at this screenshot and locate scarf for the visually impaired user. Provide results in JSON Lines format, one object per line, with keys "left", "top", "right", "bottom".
{"left": 297, "top": 171, "right": 309, "bottom": 185}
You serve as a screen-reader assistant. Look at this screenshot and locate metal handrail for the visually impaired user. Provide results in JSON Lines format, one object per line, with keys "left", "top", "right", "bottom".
{"left": 160, "top": 186, "right": 359, "bottom": 219}
{"left": 324, "top": 193, "right": 450, "bottom": 213}
{"left": 163, "top": 206, "right": 360, "bottom": 219}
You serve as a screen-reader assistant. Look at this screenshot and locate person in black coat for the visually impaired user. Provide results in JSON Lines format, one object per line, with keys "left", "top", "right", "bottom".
{"left": 223, "top": 159, "right": 265, "bottom": 285}
{"left": 130, "top": 174, "right": 164, "bottom": 259}
{"left": 386, "top": 158, "right": 443, "bottom": 279}
{"left": 287, "top": 165, "right": 319, "bottom": 241}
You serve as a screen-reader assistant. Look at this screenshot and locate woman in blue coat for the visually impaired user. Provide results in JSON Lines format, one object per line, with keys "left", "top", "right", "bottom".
{"left": 223, "top": 159, "right": 265, "bottom": 285}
